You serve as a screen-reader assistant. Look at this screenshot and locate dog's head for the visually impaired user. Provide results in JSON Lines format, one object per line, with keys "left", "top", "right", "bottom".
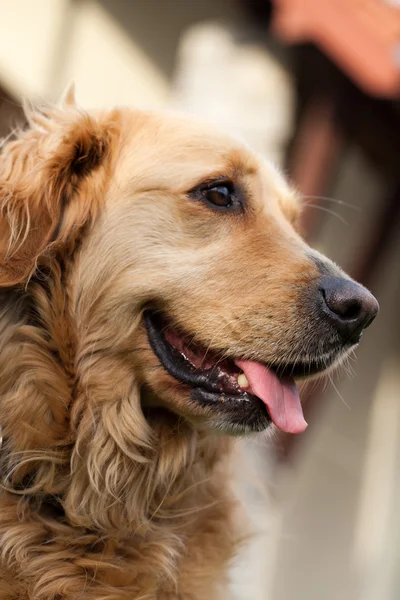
{"left": 0, "top": 98, "right": 378, "bottom": 442}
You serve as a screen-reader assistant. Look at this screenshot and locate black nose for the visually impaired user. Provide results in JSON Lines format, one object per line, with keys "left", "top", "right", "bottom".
{"left": 319, "top": 276, "right": 379, "bottom": 343}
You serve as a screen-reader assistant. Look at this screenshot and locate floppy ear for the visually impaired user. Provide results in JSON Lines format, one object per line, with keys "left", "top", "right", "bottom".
{"left": 0, "top": 99, "right": 118, "bottom": 286}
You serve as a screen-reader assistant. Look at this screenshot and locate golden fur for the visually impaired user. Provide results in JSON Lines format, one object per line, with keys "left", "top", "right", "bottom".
{"left": 0, "top": 92, "right": 345, "bottom": 598}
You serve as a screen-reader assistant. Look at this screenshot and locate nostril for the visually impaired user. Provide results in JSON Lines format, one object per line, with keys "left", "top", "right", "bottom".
{"left": 320, "top": 286, "right": 362, "bottom": 321}
{"left": 335, "top": 297, "right": 361, "bottom": 320}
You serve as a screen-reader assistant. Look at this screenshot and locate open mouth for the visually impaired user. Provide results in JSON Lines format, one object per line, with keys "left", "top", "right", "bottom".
{"left": 144, "top": 310, "right": 333, "bottom": 434}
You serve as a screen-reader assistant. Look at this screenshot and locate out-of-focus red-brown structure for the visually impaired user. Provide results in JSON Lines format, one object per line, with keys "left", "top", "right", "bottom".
{"left": 272, "top": 0, "right": 400, "bottom": 98}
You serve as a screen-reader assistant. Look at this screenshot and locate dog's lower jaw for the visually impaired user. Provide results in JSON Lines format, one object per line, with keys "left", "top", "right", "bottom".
{"left": 141, "top": 385, "right": 271, "bottom": 436}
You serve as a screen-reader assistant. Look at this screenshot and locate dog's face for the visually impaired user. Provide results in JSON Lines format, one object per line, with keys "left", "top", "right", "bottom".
{"left": 0, "top": 104, "right": 379, "bottom": 437}
{"left": 70, "top": 110, "right": 378, "bottom": 435}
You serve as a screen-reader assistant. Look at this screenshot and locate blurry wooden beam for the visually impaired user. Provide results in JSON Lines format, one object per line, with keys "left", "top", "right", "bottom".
{"left": 288, "top": 96, "right": 343, "bottom": 235}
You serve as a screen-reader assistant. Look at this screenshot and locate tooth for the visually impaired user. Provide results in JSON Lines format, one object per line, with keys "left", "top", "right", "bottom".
{"left": 237, "top": 373, "right": 249, "bottom": 389}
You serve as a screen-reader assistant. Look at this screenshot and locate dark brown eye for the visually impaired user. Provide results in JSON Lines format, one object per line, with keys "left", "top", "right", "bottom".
{"left": 203, "top": 185, "right": 232, "bottom": 208}
{"left": 188, "top": 179, "right": 242, "bottom": 212}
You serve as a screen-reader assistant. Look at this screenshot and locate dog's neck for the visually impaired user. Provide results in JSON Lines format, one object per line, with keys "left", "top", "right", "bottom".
{"left": 0, "top": 262, "right": 78, "bottom": 494}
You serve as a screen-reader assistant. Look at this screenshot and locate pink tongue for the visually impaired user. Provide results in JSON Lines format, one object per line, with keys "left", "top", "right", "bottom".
{"left": 235, "top": 360, "right": 308, "bottom": 434}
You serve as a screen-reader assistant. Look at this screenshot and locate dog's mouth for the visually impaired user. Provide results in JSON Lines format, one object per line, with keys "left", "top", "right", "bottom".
{"left": 144, "top": 310, "right": 338, "bottom": 434}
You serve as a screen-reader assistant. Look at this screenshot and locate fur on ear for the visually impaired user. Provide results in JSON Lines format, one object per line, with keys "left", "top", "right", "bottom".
{"left": 0, "top": 100, "right": 119, "bottom": 287}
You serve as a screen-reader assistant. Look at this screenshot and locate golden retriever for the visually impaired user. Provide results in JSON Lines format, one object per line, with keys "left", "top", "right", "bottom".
{"left": 0, "top": 90, "right": 378, "bottom": 599}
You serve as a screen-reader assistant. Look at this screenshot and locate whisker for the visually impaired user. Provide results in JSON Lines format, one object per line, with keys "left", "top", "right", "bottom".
{"left": 327, "top": 372, "right": 351, "bottom": 409}
{"left": 302, "top": 194, "right": 360, "bottom": 211}
{"left": 303, "top": 202, "right": 349, "bottom": 226}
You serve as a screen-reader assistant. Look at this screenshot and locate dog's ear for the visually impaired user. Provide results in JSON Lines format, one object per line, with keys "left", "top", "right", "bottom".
{"left": 0, "top": 99, "right": 118, "bottom": 286}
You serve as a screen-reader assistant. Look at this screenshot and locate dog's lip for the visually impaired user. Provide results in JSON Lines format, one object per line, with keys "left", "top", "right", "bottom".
{"left": 144, "top": 309, "right": 337, "bottom": 388}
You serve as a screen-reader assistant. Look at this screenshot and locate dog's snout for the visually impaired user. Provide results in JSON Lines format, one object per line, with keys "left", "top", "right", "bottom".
{"left": 319, "top": 276, "right": 379, "bottom": 343}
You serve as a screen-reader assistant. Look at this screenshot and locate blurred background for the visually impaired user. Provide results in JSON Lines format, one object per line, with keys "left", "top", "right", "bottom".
{"left": 0, "top": 1, "right": 399, "bottom": 598}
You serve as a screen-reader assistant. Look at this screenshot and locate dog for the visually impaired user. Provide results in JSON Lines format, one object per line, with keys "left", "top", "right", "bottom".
{"left": 0, "top": 89, "right": 378, "bottom": 599}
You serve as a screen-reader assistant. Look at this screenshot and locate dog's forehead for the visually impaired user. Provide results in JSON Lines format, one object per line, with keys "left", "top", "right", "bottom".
{"left": 114, "top": 109, "right": 299, "bottom": 216}
{"left": 119, "top": 110, "right": 256, "bottom": 173}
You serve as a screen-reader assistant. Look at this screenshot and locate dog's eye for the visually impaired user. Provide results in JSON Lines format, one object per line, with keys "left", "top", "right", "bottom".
{"left": 203, "top": 185, "right": 232, "bottom": 208}
{"left": 192, "top": 180, "right": 242, "bottom": 212}
{"left": 188, "top": 179, "right": 242, "bottom": 212}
